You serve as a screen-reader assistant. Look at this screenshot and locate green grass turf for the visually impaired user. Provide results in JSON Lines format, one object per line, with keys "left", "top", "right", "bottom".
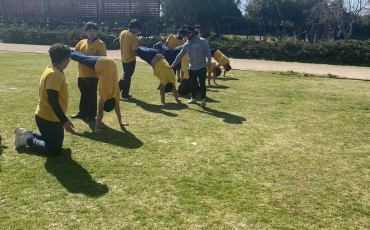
{"left": 0, "top": 51, "right": 369, "bottom": 229}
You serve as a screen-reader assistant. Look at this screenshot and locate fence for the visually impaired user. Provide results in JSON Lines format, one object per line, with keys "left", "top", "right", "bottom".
{"left": 1, "top": 0, "right": 160, "bottom": 23}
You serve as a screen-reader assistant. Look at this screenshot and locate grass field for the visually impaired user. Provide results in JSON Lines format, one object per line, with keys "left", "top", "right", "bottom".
{"left": 0, "top": 51, "right": 369, "bottom": 229}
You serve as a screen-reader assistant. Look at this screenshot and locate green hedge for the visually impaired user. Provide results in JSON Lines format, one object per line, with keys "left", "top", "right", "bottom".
{"left": 1, "top": 25, "right": 369, "bottom": 67}
{"left": 207, "top": 36, "right": 370, "bottom": 67}
{"left": 0, "top": 25, "right": 119, "bottom": 49}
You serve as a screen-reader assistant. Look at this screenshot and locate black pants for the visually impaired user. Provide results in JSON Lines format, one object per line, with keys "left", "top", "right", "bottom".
{"left": 119, "top": 60, "right": 136, "bottom": 97}
{"left": 27, "top": 115, "right": 64, "bottom": 156}
{"left": 78, "top": 77, "right": 98, "bottom": 118}
{"left": 178, "top": 79, "right": 192, "bottom": 96}
{"left": 189, "top": 67, "right": 207, "bottom": 100}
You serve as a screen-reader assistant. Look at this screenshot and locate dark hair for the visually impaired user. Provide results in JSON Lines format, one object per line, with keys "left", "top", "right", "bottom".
{"left": 224, "top": 64, "right": 232, "bottom": 71}
{"left": 129, "top": 19, "right": 142, "bottom": 29}
{"left": 85, "top": 22, "right": 98, "bottom": 31}
{"left": 165, "top": 83, "right": 173, "bottom": 93}
{"left": 104, "top": 98, "right": 116, "bottom": 112}
{"left": 214, "top": 67, "right": 222, "bottom": 77}
{"left": 178, "top": 29, "right": 187, "bottom": 36}
{"left": 186, "top": 26, "right": 195, "bottom": 32}
{"left": 49, "top": 43, "right": 71, "bottom": 64}
{"left": 195, "top": 25, "right": 201, "bottom": 29}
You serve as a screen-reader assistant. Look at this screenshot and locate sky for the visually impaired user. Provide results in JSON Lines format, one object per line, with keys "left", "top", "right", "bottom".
{"left": 239, "top": 0, "right": 247, "bottom": 13}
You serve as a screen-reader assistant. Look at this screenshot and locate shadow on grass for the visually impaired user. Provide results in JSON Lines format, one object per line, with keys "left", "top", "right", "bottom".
{"left": 217, "top": 76, "right": 239, "bottom": 81}
{"left": 124, "top": 98, "right": 187, "bottom": 117}
{"left": 16, "top": 148, "right": 109, "bottom": 197}
{"left": 324, "top": 75, "right": 370, "bottom": 82}
{"left": 190, "top": 106, "right": 246, "bottom": 124}
{"left": 207, "top": 85, "right": 230, "bottom": 90}
{"left": 0, "top": 144, "right": 7, "bottom": 172}
{"left": 79, "top": 122, "right": 143, "bottom": 149}
{"left": 0, "top": 145, "right": 7, "bottom": 156}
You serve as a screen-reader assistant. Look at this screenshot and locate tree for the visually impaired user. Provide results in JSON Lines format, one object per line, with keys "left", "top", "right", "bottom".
{"left": 244, "top": 0, "right": 321, "bottom": 38}
{"left": 309, "top": 0, "right": 370, "bottom": 40}
{"left": 161, "top": 0, "right": 242, "bottom": 35}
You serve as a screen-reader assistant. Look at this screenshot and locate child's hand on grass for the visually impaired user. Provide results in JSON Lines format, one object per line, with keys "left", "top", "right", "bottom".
{"left": 95, "top": 128, "right": 103, "bottom": 133}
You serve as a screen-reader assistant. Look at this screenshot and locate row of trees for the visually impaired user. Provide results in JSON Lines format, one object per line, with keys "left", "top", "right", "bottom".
{"left": 161, "top": 0, "right": 242, "bottom": 35}
{"left": 160, "top": 0, "right": 370, "bottom": 40}
{"left": 245, "top": 0, "right": 370, "bottom": 39}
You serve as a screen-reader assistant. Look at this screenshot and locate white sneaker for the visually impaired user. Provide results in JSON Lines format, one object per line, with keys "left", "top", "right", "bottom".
{"left": 14, "top": 128, "right": 33, "bottom": 149}
{"left": 200, "top": 99, "right": 206, "bottom": 107}
{"left": 188, "top": 98, "right": 196, "bottom": 104}
{"left": 14, "top": 126, "right": 26, "bottom": 137}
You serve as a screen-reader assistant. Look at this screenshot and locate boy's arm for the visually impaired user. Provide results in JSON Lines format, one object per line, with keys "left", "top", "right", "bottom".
{"left": 114, "top": 99, "right": 122, "bottom": 126}
{"left": 114, "top": 99, "right": 129, "bottom": 128}
{"left": 213, "top": 72, "right": 218, "bottom": 85}
{"left": 159, "top": 84, "right": 166, "bottom": 105}
{"left": 172, "top": 84, "right": 180, "bottom": 102}
{"left": 74, "top": 40, "right": 82, "bottom": 52}
{"left": 99, "top": 42, "right": 107, "bottom": 56}
{"left": 207, "top": 70, "right": 211, "bottom": 85}
{"left": 171, "top": 46, "right": 187, "bottom": 68}
{"left": 95, "top": 97, "right": 104, "bottom": 133}
{"left": 113, "top": 36, "right": 120, "bottom": 47}
{"left": 114, "top": 99, "right": 128, "bottom": 128}
{"left": 204, "top": 41, "right": 212, "bottom": 68}
{"left": 47, "top": 89, "right": 75, "bottom": 134}
{"left": 132, "top": 35, "right": 139, "bottom": 57}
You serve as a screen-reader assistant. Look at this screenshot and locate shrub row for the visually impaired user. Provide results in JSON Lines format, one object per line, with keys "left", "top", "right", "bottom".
{"left": 0, "top": 25, "right": 120, "bottom": 49}
{"left": 207, "top": 36, "right": 370, "bottom": 67}
{"left": 1, "top": 25, "right": 369, "bottom": 67}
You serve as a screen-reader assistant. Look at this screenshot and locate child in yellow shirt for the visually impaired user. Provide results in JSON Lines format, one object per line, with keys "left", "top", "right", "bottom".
{"left": 70, "top": 50, "right": 129, "bottom": 133}
{"left": 206, "top": 61, "right": 222, "bottom": 86}
{"left": 14, "top": 44, "right": 75, "bottom": 155}
{"left": 72, "top": 22, "right": 107, "bottom": 122}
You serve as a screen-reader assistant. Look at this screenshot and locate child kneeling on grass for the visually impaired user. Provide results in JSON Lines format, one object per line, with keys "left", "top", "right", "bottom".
{"left": 14, "top": 43, "right": 75, "bottom": 156}
{"left": 70, "top": 50, "right": 129, "bottom": 133}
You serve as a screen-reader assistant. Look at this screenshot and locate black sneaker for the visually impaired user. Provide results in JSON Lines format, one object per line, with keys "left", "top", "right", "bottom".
{"left": 121, "top": 94, "right": 133, "bottom": 99}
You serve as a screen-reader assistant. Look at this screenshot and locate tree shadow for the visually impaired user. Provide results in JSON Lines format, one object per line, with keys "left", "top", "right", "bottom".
{"left": 79, "top": 122, "right": 143, "bottom": 149}
{"left": 17, "top": 148, "right": 109, "bottom": 197}
{"left": 124, "top": 98, "right": 187, "bottom": 117}
{"left": 189, "top": 107, "right": 246, "bottom": 124}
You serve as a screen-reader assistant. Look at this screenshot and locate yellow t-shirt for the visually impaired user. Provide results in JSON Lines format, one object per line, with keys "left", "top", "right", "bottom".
{"left": 213, "top": 50, "right": 230, "bottom": 67}
{"left": 35, "top": 65, "right": 68, "bottom": 122}
{"left": 75, "top": 39, "right": 107, "bottom": 78}
{"left": 206, "top": 61, "right": 217, "bottom": 74}
{"left": 119, "top": 30, "right": 138, "bottom": 63}
{"left": 166, "top": 34, "right": 186, "bottom": 49}
{"left": 154, "top": 59, "right": 176, "bottom": 85}
{"left": 95, "top": 57, "right": 120, "bottom": 101}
